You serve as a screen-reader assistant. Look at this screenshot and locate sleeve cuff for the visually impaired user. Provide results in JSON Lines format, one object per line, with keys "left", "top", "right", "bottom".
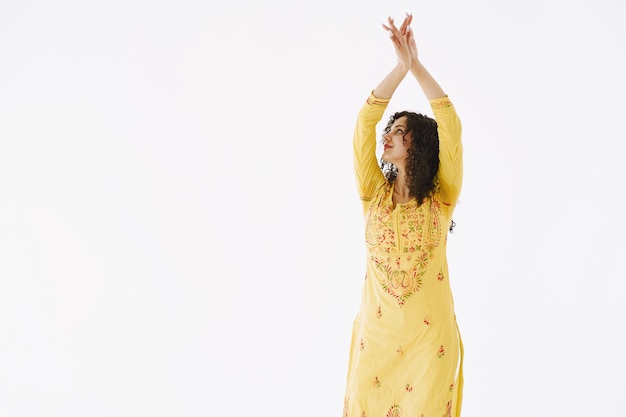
{"left": 366, "top": 91, "right": 391, "bottom": 106}
{"left": 430, "top": 95, "right": 453, "bottom": 111}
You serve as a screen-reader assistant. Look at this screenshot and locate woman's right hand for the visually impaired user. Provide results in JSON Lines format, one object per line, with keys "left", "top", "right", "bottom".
{"left": 382, "top": 16, "right": 412, "bottom": 70}
{"left": 403, "top": 13, "right": 421, "bottom": 68}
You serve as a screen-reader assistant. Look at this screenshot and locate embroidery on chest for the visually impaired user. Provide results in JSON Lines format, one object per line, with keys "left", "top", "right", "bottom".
{"left": 372, "top": 256, "right": 424, "bottom": 306}
{"left": 365, "top": 189, "right": 445, "bottom": 306}
{"left": 365, "top": 190, "right": 442, "bottom": 254}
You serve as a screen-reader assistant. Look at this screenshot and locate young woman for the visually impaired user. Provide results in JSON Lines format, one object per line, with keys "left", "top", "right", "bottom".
{"left": 343, "top": 14, "right": 464, "bottom": 417}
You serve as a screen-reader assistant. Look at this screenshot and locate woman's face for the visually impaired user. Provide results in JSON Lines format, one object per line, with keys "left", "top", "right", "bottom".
{"left": 382, "top": 116, "right": 412, "bottom": 167}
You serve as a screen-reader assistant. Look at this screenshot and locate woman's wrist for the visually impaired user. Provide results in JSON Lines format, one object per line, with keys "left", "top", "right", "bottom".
{"left": 395, "top": 62, "right": 411, "bottom": 75}
{"left": 410, "top": 60, "right": 424, "bottom": 73}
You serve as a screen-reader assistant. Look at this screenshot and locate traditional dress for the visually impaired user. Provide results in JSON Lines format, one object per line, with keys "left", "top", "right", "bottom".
{"left": 343, "top": 93, "right": 464, "bottom": 417}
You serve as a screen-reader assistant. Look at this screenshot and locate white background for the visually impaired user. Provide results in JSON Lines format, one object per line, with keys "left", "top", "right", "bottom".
{"left": 1, "top": 0, "right": 625, "bottom": 416}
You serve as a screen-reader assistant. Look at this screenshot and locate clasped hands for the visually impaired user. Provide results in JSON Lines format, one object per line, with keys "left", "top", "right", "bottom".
{"left": 383, "top": 13, "right": 420, "bottom": 70}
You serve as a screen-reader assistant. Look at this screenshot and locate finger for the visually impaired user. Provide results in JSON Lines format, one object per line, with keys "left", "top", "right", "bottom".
{"left": 399, "top": 15, "right": 410, "bottom": 35}
{"left": 383, "top": 23, "right": 403, "bottom": 40}
{"left": 406, "top": 26, "right": 414, "bottom": 44}
{"left": 381, "top": 25, "right": 398, "bottom": 47}
{"left": 381, "top": 23, "right": 394, "bottom": 39}
{"left": 382, "top": 23, "right": 399, "bottom": 38}
{"left": 386, "top": 16, "right": 400, "bottom": 32}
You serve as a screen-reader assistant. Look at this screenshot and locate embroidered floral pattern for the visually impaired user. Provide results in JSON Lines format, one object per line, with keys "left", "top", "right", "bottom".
{"left": 366, "top": 187, "right": 442, "bottom": 255}
{"left": 365, "top": 191, "right": 395, "bottom": 253}
{"left": 443, "top": 400, "right": 452, "bottom": 417}
{"left": 427, "top": 199, "right": 442, "bottom": 249}
{"left": 437, "top": 345, "right": 446, "bottom": 358}
{"left": 372, "top": 257, "right": 423, "bottom": 305}
{"left": 360, "top": 338, "right": 365, "bottom": 351}
{"left": 343, "top": 395, "right": 350, "bottom": 417}
{"left": 365, "top": 187, "right": 443, "bottom": 305}
{"left": 373, "top": 376, "right": 381, "bottom": 388}
{"left": 437, "top": 272, "right": 445, "bottom": 281}
{"left": 386, "top": 405, "right": 403, "bottom": 417}
{"left": 405, "top": 383, "right": 413, "bottom": 393}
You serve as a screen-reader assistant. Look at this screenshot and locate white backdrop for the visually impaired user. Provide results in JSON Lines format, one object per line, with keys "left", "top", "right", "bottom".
{"left": 1, "top": 0, "right": 625, "bottom": 416}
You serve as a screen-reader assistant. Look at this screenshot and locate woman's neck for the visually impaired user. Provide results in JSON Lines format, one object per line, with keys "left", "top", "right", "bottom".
{"left": 393, "top": 171, "right": 412, "bottom": 204}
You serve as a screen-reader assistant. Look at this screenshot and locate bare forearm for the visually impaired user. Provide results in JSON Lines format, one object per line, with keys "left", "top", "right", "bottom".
{"left": 373, "top": 63, "right": 410, "bottom": 99}
{"left": 410, "top": 61, "right": 446, "bottom": 100}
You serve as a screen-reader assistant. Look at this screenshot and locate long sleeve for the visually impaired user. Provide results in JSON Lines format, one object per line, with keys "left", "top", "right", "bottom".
{"left": 353, "top": 93, "right": 389, "bottom": 212}
{"left": 431, "top": 96, "right": 463, "bottom": 206}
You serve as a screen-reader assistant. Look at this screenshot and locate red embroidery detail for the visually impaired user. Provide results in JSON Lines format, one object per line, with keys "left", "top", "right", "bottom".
{"left": 386, "top": 405, "right": 403, "bottom": 417}
{"left": 437, "top": 344, "right": 446, "bottom": 358}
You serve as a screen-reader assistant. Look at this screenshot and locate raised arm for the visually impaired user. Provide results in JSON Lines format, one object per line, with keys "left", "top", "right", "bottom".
{"left": 372, "top": 17, "right": 412, "bottom": 99}
{"left": 404, "top": 14, "right": 463, "bottom": 204}
{"left": 404, "top": 14, "right": 446, "bottom": 100}
{"left": 353, "top": 17, "right": 413, "bottom": 212}
{"left": 410, "top": 60, "right": 446, "bottom": 101}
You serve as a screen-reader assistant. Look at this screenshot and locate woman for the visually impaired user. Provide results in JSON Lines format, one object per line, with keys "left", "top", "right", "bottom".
{"left": 343, "top": 14, "right": 464, "bottom": 417}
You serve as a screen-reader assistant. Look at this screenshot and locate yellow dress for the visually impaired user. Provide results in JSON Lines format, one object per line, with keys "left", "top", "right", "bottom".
{"left": 343, "top": 93, "right": 464, "bottom": 417}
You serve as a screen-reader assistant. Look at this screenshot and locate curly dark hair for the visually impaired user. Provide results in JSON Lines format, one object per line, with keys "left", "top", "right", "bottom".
{"left": 380, "top": 111, "right": 440, "bottom": 204}
{"left": 381, "top": 111, "right": 456, "bottom": 232}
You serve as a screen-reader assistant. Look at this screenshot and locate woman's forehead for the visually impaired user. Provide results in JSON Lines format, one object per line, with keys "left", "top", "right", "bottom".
{"left": 392, "top": 116, "right": 408, "bottom": 127}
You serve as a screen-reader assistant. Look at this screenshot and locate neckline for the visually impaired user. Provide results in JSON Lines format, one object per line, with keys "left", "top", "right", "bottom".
{"left": 390, "top": 182, "right": 415, "bottom": 206}
{"left": 389, "top": 183, "right": 416, "bottom": 211}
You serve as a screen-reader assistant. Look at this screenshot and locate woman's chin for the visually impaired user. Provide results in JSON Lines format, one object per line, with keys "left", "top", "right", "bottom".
{"left": 381, "top": 155, "right": 395, "bottom": 165}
